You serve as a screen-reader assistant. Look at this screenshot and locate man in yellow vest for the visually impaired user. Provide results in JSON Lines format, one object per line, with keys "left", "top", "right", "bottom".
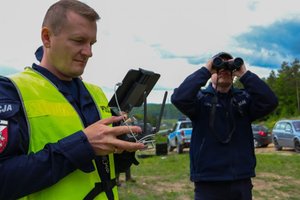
{"left": 0, "top": 0, "right": 144, "bottom": 199}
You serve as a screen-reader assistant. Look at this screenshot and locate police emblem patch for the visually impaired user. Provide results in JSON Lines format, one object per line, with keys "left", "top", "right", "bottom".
{"left": 0, "top": 120, "right": 8, "bottom": 153}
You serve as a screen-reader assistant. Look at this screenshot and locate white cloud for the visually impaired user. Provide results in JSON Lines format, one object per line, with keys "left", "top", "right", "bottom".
{"left": 0, "top": 0, "right": 299, "bottom": 102}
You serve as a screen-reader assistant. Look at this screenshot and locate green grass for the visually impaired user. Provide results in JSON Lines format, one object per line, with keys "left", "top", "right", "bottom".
{"left": 117, "top": 150, "right": 300, "bottom": 200}
{"left": 118, "top": 151, "right": 192, "bottom": 200}
{"left": 254, "top": 153, "right": 300, "bottom": 199}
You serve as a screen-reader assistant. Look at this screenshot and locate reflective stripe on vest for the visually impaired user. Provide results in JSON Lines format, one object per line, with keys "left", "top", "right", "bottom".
{"left": 10, "top": 68, "right": 118, "bottom": 200}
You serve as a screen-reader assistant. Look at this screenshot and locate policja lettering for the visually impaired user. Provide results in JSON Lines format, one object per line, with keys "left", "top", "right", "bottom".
{"left": 0, "top": 104, "right": 12, "bottom": 113}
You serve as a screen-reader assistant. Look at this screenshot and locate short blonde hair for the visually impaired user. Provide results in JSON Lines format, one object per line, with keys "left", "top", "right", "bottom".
{"left": 42, "top": 0, "right": 100, "bottom": 35}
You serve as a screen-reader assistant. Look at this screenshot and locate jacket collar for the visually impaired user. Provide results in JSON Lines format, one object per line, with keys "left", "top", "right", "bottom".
{"left": 31, "top": 63, "right": 81, "bottom": 95}
{"left": 202, "top": 83, "right": 243, "bottom": 96}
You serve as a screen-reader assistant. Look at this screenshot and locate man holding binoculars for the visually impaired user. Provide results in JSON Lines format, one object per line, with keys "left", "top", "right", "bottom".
{"left": 171, "top": 52, "right": 278, "bottom": 200}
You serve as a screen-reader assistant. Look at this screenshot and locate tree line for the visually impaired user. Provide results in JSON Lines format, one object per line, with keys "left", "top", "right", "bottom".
{"left": 265, "top": 59, "right": 300, "bottom": 119}
{"left": 234, "top": 58, "right": 300, "bottom": 122}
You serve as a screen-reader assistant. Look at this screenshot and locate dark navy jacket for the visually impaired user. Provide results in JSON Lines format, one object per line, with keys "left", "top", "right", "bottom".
{"left": 0, "top": 64, "right": 101, "bottom": 199}
{"left": 171, "top": 67, "right": 278, "bottom": 182}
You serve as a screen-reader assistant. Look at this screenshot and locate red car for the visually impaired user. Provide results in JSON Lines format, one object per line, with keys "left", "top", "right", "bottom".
{"left": 252, "top": 124, "right": 272, "bottom": 148}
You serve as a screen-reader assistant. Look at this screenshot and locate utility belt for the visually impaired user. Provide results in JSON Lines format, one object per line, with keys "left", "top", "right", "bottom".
{"left": 84, "top": 178, "right": 117, "bottom": 200}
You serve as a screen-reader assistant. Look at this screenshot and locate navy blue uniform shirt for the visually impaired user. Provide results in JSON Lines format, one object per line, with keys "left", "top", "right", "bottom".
{"left": 0, "top": 64, "right": 99, "bottom": 199}
{"left": 171, "top": 67, "right": 278, "bottom": 182}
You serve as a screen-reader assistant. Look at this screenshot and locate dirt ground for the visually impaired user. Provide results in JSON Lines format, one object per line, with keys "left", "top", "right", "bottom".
{"left": 254, "top": 143, "right": 296, "bottom": 154}
{"left": 253, "top": 143, "right": 300, "bottom": 199}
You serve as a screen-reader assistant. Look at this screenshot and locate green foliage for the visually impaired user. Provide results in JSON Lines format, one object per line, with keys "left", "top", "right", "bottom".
{"left": 154, "top": 133, "right": 167, "bottom": 144}
{"left": 131, "top": 104, "right": 183, "bottom": 120}
{"left": 266, "top": 59, "right": 300, "bottom": 119}
{"left": 235, "top": 58, "right": 300, "bottom": 125}
{"left": 130, "top": 103, "right": 183, "bottom": 129}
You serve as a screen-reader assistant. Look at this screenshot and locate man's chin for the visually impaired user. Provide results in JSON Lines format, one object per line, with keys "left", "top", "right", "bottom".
{"left": 217, "top": 82, "right": 232, "bottom": 88}
{"left": 73, "top": 66, "right": 85, "bottom": 76}
{"left": 70, "top": 71, "right": 84, "bottom": 79}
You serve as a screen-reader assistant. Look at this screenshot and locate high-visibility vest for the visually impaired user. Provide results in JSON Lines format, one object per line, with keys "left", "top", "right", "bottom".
{"left": 10, "top": 67, "right": 118, "bottom": 200}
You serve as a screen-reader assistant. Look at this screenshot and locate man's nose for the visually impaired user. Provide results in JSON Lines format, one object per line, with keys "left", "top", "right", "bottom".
{"left": 81, "top": 44, "right": 93, "bottom": 57}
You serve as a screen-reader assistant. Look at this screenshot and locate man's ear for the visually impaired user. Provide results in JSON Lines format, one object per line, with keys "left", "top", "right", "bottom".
{"left": 41, "top": 27, "right": 51, "bottom": 48}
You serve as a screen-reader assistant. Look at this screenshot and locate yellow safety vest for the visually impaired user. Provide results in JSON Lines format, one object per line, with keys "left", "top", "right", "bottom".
{"left": 10, "top": 67, "right": 118, "bottom": 200}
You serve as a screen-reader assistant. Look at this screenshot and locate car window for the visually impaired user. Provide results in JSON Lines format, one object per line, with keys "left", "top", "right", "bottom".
{"left": 180, "top": 123, "right": 186, "bottom": 129}
{"left": 292, "top": 121, "right": 300, "bottom": 131}
{"left": 252, "top": 125, "right": 258, "bottom": 131}
{"left": 278, "top": 122, "right": 286, "bottom": 130}
{"left": 179, "top": 122, "right": 192, "bottom": 129}
{"left": 285, "top": 123, "right": 292, "bottom": 132}
{"left": 255, "top": 125, "right": 268, "bottom": 131}
{"left": 274, "top": 123, "right": 281, "bottom": 130}
{"left": 184, "top": 122, "right": 192, "bottom": 128}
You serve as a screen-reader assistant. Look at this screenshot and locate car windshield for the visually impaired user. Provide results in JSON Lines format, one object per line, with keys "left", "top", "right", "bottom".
{"left": 292, "top": 121, "right": 300, "bottom": 131}
{"left": 180, "top": 122, "right": 192, "bottom": 129}
{"left": 252, "top": 125, "right": 268, "bottom": 131}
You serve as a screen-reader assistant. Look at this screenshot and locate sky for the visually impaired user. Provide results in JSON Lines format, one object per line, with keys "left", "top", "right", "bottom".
{"left": 1, "top": 0, "right": 300, "bottom": 103}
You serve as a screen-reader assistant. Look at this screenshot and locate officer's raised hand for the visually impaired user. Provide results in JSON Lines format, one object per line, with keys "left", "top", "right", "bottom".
{"left": 204, "top": 58, "right": 217, "bottom": 74}
{"left": 232, "top": 61, "right": 247, "bottom": 78}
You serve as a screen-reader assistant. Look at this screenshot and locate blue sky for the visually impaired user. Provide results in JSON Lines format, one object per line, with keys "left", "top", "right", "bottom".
{"left": 0, "top": 0, "right": 299, "bottom": 103}
{"left": 167, "top": 18, "right": 300, "bottom": 69}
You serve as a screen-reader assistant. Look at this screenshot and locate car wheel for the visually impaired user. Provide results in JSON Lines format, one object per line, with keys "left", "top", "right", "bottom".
{"left": 254, "top": 138, "right": 260, "bottom": 148}
{"left": 273, "top": 138, "right": 282, "bottom": 151}
{"left": 167, "top": 140, "right": 174, "bottom": 152}
{"left": 294, "top": 140, "right": 300, "bottom": 153}
{"left": 176, "top": 142, "right": 183, "bottom": 154}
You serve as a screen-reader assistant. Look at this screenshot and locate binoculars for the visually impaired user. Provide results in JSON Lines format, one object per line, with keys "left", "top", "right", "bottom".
{"left": 212, "top": 57, "right": 244, "bottom": 71}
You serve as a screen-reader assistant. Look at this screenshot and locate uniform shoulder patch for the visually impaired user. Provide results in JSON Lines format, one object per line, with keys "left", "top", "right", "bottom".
{"left": 0, "top": 120, "right": 8, "bottom": 153}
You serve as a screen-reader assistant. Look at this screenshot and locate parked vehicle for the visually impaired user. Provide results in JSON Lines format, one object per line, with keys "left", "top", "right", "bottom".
{"left": 167, "top": 119, "right": 192, "bottom": 154}
{"left": 252, "top": 124, "right": 272, "bottom": 148}
{"left": 271, "top": 119, "right": 300, "bottom": 153}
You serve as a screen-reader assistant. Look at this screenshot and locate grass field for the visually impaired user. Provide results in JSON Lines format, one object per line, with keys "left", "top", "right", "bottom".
{"left": 117, "top": 147, "right": 300, "bottom": 200}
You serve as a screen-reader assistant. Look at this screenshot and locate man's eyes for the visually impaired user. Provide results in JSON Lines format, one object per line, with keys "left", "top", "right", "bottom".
{"left": 72, "top": 39, "right": 84, "bottom": 43}
{"left": 72, "top": 39, "right": 96, "bottom": 46}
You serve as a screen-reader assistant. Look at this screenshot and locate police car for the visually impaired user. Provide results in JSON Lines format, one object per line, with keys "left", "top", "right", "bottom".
{"left": 167, "top": 119, "right": 192, "bottom": 154}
